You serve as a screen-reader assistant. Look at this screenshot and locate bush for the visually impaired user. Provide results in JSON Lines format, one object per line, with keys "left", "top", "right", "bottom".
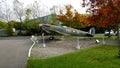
{"left": 7, "top": 20, "right": 16, "bottom": 36}
{"left": 0, "top": 21, "right": 8, "bottom": 29}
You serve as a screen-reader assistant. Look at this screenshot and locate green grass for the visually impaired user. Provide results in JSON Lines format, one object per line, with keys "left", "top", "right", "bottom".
{"left": 94, "top": 35, "right": 117, "bottom": 39}
{"left": 27, "top": 45, "right": 120, "bottom": 68}
{"left": 63, "top": 35, "right": 117, "bottom": 39}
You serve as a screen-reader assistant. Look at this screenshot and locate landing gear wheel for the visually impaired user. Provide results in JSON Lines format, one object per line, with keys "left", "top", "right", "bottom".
{"left": 49, "top": 36, "right": 54, "bottom": 40}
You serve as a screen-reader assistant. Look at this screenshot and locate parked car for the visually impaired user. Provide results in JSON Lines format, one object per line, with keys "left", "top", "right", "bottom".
{"left": 0, "top": 29, "right": 9, "bottom": 36}
{"left": 116, "top": 28, "right": 120, "bottom": 36}
{"left": 104, "top": 30, "right": 116, "bottom": 36}
{"left": 119, "top": 28, "right": 120, "bottom": 33}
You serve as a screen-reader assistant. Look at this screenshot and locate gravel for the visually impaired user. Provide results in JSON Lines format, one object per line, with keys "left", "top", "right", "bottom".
{"left": 31, "top": 37, "right": 119, "bottom": 59}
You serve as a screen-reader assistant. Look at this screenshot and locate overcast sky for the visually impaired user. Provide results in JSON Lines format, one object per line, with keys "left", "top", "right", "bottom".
{"left": 4, "top": 0, "right": 87, "bottom": 14}
{"left": 0, "top": 0, "right": 88, "bottom": 21}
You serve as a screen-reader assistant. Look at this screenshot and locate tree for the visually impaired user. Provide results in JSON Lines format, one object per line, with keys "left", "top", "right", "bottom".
{"left": 48, "top": 6, "right": 58, "bottom": 25}
{"left": 7, "top": 20, "right": 15, "bottom": 35}
{"left": 25, "top": 19, "right": 39, "bottom": 35}
{"left": 27, "top": 0, "right": 52, "bottom": 24}
{"left": 48, "top": 14, "right": 57, "bottom": 25}
{"left": 29, "top": 1, "right": 42, "bottom": 19}
{"left": 82, "top": 0, "right": 120, "bottom": 28}
{"left": 0, "top": 1, "right": 13, "bottom": 26}
{"left": 13, "top": 0, "right": 25, "bottom": 35}
{"left": 73, "top": 10, "right": 87, "bottom": 28}
{"left": 57, "top": 5, "right": 87, "bottom": 29}
{"left": 57, "top": 5, "right": 74, "bottom": 27}
{"left": 22, "top": 8, "right": 32, "bottom": 30}
{"left": 25, "top": 8, "right": 32, "bottom": 21}
{"left": 0, "top": 21, "right": 8, "bottom": 29}
{"left": 82, "top": 0, "right": 120, "bottom": 56}
{"left": 82, "top": 0, "right": 120, "bottom": 35}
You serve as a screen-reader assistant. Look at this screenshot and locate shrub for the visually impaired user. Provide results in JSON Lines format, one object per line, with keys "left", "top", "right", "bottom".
{"left": 0, "top": 21, "right": 8, "bottom": 29}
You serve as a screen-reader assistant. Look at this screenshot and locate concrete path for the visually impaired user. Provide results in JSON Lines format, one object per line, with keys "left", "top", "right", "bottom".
{"left": 0, "top": 36, "right": 32, "bottom": 68}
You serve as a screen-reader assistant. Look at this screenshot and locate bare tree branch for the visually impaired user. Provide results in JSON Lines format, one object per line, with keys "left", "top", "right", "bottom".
{"left": 0, "top": 1, "right": 13, "bottom": 24}
{"left": 13, "top": 0, "right": 25, "bottom": 22}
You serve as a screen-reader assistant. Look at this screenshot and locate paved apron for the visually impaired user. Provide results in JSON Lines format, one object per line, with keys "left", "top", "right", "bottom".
{"left": 0, "top": 37, "right": 31, "bottom": 68}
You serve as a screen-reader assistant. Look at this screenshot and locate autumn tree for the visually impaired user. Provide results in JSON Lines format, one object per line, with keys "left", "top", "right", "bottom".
{"left": 82, "top": 0, "right": 120, "bottom": 31}
{"left": 82, "top": 0, "right": 120, "bottom": 56}
{"left": 57, "top": 5, "right": 87, "bottom": 29}
{"left": 73, "top": 10, "right": 88, "bottom": 28}
{"left": 57, "top": 5, "right": 73, "bottom": 27}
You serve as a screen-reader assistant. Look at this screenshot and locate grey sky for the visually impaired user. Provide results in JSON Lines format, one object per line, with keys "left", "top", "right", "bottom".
{"left": 2, "top": 0, "right": 87, "bottom": 14}
{"left": 0, "top": 0, "right": 87, "bottom": 21}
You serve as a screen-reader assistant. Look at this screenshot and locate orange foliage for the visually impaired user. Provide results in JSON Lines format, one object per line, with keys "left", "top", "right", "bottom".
{"left": 82, "top": 0, "right": 120, "bottom": 28}
{"left": 57, "top": 5, "right": 88, "bottom": 28}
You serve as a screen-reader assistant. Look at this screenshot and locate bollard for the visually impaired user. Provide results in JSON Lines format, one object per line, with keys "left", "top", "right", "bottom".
{"left": 76, "top": 37, "right": 80, "bottom": 50}
{"left": 102, "top": 37, "right": 105, "bottom": 44}
{"left": 42, "top": 33, "right": 46, "bottom": 48}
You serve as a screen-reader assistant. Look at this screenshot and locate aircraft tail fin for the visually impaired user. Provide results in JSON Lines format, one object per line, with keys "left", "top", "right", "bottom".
{"left": 87, "top": 27, "right": 95, "bottom": 37}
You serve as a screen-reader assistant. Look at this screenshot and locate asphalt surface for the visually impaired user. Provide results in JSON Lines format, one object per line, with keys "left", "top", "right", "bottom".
{"left": 0, "top": 36, "right": 32, "bottom": 68}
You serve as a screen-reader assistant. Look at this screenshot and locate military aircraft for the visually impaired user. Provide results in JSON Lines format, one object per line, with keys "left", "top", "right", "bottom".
{"left": 40, "top": 24, "right": 95, "bottom": 39}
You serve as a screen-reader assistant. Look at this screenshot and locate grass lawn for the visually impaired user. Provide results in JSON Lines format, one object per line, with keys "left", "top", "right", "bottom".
{"left": 27, "top": 45, "right": 120, "bottom": 68}
{"left": 62, "top": 35, "right": 117, "bottom": 39}
{"left": 93, "top": 35, "right": 117, "bottom": 39}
